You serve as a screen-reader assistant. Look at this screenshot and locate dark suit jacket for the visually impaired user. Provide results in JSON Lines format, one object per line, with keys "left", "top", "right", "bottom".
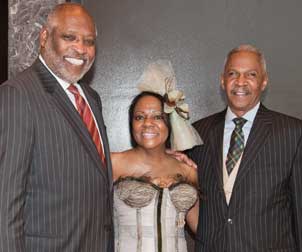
{"left": 190, "top": 105, "right": 302, "bottom": 252}
{"left": 0, "top": 60, "right": 114, "bottom": 251}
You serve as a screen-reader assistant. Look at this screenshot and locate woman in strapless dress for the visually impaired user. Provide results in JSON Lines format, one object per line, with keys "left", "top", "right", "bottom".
{"left": 111, "top": 91, "right": 200, "bottom": 252}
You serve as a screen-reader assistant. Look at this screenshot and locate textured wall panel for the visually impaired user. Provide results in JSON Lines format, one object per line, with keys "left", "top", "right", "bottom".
{"left": 83, "top": 0, "right": 302, "bottom": 152}
{"left": 8, "top": 0, "right": 64, "bottom": 78}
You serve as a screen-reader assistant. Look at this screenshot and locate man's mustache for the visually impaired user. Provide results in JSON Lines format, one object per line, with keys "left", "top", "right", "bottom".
{"left": 230, "top": 87, "right": 251, "bottom": 95}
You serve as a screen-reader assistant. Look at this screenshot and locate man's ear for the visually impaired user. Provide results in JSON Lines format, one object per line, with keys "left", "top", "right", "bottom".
{"left": 39, "top": 27, "right": 49, "bottom": 48}
{"left": 261, "top": 74, "right": 269, "bottom": 91}
{"left": 220, "top": 74, "right": 225, "bottom": 90}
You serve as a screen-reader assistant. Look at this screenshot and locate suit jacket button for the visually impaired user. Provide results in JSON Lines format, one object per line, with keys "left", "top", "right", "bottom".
{"left": 227, "top": 218, "right": 233, "bottom": 224}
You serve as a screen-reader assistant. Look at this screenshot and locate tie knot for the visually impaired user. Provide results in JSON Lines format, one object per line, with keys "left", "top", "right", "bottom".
{"left": 68, "top": 84, "right": 80, "bottom": 96}
{"left": 233, "top": 117, "right": 247, "bottom": 128}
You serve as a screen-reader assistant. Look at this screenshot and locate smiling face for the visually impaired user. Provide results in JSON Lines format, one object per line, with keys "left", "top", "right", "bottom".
{"left": 221, "top": 51, "right": 268, "bottom": 117}
{"left": 132, "top": 95, "right": 169, "bottom": 151}
{"left": 40, "top": 5, "right": 96, "bottom": 83}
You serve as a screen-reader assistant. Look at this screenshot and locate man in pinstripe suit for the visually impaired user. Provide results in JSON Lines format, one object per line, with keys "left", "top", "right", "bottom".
{"left": 191, "top": 45, "right": 302, "bottom": 251}
{"left": 0, "top": 3, "right": 113, "bottom": 251}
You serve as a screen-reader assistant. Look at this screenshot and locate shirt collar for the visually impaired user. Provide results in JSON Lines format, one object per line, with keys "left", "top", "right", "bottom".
{"left": 39, "top": 55, "right": 75, "bottom": 91}
{"left": 225, "top": 102, "right": 260, "bottom": 124}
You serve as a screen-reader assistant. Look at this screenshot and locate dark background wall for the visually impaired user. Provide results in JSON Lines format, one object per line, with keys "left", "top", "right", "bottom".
{"left": 82, "top": 0, "right": 302, "bottom": 152}
{"left": 0, "top": 0, "right": 8, "bottom": 83}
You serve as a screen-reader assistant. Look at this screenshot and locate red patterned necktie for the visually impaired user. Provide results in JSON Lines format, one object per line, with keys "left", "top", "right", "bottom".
{"left": 68, "top": 84, "right": 106, "bottom": 166}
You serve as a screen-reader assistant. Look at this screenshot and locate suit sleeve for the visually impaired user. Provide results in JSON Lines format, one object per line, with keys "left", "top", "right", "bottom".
{"left": 0, "top": 85, "right": 34, "bottom": 251}
{"left": 290, "top": 132, "right": 302, "bottom": 250}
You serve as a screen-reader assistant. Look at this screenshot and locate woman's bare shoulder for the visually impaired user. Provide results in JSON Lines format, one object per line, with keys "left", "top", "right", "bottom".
{"left": 111, "top": 149, "right": 133, "bottom": 163}
{"left": 111, "top": 149, "right": 145, "bottom": 180}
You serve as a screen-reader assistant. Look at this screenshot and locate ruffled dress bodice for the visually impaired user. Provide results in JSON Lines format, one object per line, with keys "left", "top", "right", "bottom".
{"left": 114, "top": 177, "right": 197, "bottom": 252}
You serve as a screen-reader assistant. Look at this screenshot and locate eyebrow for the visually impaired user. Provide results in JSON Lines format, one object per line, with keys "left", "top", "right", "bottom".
{"left": 134, "top": 110, "right": 163, "bottom": 114}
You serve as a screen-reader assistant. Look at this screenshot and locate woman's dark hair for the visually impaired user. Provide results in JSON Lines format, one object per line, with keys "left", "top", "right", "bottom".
{"left": 129, "top": 91, "right": 171, "bottom": 148}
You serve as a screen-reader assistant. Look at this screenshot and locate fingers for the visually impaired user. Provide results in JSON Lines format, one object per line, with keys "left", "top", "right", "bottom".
{"left": 165, "top": 149, "right": 198, "bottom": 169}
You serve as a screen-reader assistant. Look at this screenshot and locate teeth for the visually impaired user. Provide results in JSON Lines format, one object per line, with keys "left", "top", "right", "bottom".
{"left": 65, "top": 57, "right": 84, "bottom": 66}
{"left": 142, "top": 133, "right": 157, "bottom": 138}
{"left": 232, "top": 90, "right": 248, "bottom": 96}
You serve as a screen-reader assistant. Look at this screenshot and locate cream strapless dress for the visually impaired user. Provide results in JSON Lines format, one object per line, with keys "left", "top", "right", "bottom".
{"left": 114, "top": 177, "right": 198, "bottom": 252}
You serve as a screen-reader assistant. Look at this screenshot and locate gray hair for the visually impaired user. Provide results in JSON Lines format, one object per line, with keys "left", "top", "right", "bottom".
{"left": 223, "top": 44, "right": 267, "bottom": 74}
{"left": 44, "top": 3, "right": 98, "bottom": 36}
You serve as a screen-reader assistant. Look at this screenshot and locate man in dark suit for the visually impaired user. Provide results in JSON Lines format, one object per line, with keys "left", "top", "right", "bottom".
{"left": 0, "top": 3, "right": 113, "bottom": 251}
{"left": 191, "top": 45, "right": 302, "bottom": 251}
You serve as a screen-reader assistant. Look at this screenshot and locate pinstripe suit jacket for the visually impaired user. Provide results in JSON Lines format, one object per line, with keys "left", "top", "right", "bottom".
{"left": 190, "top": 105, "right": 302, "bottom": 252}
{"left": 0, "top": 60, "right": 114, "bottom": 251}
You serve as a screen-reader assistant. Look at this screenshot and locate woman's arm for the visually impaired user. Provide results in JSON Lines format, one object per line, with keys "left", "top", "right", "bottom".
{"left": 186, "top": 199, "right": 199, "bottom": 234}
{"left": 111, "top": 152, "right": 123, "bottom": 182}
{"left": 182, "top": 163, "right": 199, "bottom": 233}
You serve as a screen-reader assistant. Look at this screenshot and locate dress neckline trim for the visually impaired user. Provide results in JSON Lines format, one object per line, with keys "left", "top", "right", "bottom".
{"left": 114, "top": 176, "right": 195, "bottom": 190}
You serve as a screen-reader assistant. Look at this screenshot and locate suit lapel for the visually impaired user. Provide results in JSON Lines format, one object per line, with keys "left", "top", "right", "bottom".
{"left": 208, "top": 110, "right": 226, "bottom": 191}
{"left": 33, "top": 60, "right": 108, "bottom": 179}
{"left": 232, "top": 104, "right": 273, "bottom": 191}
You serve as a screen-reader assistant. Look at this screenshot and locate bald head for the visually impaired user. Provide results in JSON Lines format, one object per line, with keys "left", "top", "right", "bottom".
{"left": 45, "top": 3, "right": 96, "bottom": 36}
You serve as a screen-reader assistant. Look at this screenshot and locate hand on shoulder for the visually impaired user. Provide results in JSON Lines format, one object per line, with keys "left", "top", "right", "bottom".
{"left": 165, "top": 149, "right": 197, "bottom": 169}
{"left": 180, "top": 162, "right": 198, "bottom": 187}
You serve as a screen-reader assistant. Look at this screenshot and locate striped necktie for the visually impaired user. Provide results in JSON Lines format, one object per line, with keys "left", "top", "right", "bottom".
{"left": 226, "top": 117, "right": 247, "bottom": 175}
{"left": 68, "top": 84, "right": 106, "bottom": 166}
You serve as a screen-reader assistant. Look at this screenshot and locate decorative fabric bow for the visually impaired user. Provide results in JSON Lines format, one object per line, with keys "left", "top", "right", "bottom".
{"left": 163, "top": 77, "right": 189, "bottom": 120}
{"left": 137, "top": 60, "right": 203, "bottom": 151}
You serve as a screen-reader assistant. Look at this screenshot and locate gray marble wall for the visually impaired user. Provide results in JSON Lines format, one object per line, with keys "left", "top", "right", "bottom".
{"left": 8, "top": 0, "right": 65, "bottom": 78}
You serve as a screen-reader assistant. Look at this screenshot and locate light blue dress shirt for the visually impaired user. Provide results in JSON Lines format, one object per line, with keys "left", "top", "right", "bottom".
{"left": 223, "top": 103, "right": 260, "bottom": 160}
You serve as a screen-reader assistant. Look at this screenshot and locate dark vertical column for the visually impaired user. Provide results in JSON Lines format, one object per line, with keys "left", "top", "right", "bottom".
{"left": 0, "top": 0, "right": 8, "bottom": 83}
